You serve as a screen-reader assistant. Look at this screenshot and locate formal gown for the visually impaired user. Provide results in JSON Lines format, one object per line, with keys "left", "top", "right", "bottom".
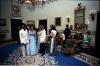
{"left": 29, "top": 30, "right": 37, "bottom": 55}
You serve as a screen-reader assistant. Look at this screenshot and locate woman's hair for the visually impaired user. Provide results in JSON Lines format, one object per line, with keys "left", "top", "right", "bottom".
{"left": 51, "top": 25, "right": 56, "bottom": 30}
{"left": 29, "top": 24, "right": 36, "bottom": 30}
{"left": 40, "top": 24, "right": 44, "bottom": 29}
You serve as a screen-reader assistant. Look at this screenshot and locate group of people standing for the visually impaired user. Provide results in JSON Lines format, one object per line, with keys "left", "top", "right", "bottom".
{"left": 19, "top": 23, "right": 46, "bottom": 57}
{"left": 19, "top": 23, "right": 73, "bottom": 57}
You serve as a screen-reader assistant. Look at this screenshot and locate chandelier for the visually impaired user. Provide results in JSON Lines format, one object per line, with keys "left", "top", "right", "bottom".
{"left": 18, "top": 0, "right": 50, "bottom": 7}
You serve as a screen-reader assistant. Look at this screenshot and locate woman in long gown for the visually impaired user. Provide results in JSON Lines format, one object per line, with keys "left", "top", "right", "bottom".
{"left": 29, "top": 26, "right": 37, "bottom": 55}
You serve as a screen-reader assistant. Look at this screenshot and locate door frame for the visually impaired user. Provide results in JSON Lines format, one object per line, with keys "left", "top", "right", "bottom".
{"left": 39, "top": 19, "right": 47, "bottom": 34}
{"left": 11, "top": 19, "right": 23, "bottom": 41}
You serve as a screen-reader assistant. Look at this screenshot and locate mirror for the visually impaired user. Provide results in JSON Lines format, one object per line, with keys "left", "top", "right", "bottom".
{"left": 74, "top": 3, "right": 85, "bottom": 30}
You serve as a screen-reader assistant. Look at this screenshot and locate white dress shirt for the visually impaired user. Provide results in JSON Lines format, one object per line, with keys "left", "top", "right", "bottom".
{"left": 38, "top": 29, "right": 46, "bottom": 43}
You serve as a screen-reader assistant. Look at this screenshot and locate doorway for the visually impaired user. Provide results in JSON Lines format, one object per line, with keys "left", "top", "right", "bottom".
{"left": 95, "top": 11, "right": 100, "bottom": 58}
{"left": 39, "top": 19, "right": 47, "bottom": 34}
{"left": 11, "top": 19, "right": 22, "bottom": 41}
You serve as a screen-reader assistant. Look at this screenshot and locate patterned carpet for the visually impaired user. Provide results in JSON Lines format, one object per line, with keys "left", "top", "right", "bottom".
{"left": 73, "top": 53, "right": 100, "bottom": 66}
{"left": 3, "top": 47, "right": 58, "bottom": 65}
{"left": 0, "top": 43, "right": 99, "bottom": 66}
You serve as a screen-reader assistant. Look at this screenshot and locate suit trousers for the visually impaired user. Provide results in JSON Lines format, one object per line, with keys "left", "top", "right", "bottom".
{"left": 40, "top": 43, "right": 45, "bottom": 56}
{"left": 21, "top": 44, "right": 29, "bottom": 57}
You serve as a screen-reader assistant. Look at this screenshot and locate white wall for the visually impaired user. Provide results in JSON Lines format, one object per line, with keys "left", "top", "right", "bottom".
{"left": 0, "top": 0, "right": 99, "bottom": 40}
{"left": 21, "top": 0, "right": 99, "bottom": 33}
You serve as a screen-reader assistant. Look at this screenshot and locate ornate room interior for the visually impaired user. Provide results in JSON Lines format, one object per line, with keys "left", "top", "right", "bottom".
{"left": 0, "top": 0, "right": 100, "bottom": 65}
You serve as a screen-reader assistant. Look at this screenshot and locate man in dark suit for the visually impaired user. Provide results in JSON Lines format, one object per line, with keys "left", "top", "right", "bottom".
{"left": 64, "top": 24, "right": 71, "bottom": 40}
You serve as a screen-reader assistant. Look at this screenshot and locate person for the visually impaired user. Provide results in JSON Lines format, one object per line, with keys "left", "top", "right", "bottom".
{"left": 64, "top": 24, "right": 71, "bottom": 47}
{"left": 49, "top": 25, "right": 57, "bottom": 56}
{"left": 78, "top": 33, "right": 84, "bottom": 52}
{"left": 74, "top": 33, "right": 83, "bottom": 52}
{"left": 64, "top": 24, "right": 71, "bottom": 40}
{"left": 49, "top": 24, "right": 53, "bottom": 34}
{"left": 74, "top": 33, "right": 79, "bottom": 40}
{"left": 19, "top": 23, "right": 29, "bottom": 57}
{"left": 70, "top": 25, "right": 73, "bottom": 30}
{"left": 29, "top": 25, "right": 37, "bottom": 55}
{"left": 37, "top": 25, "right": 46, "bottom": 56}
{"left": 83, "top": 31, "right": 91, "bottom": 45}
{"left": 78, "top": 33, "right": 84, "bottom": 40}
{"left": 60, "top": 31, "right": 65, "bottom": 42}
{"left": 60, "top": 31, "right": 65, "bottom": 52}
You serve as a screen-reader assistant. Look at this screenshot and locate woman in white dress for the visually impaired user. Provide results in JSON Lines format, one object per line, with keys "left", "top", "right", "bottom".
{"left": 29, "top": 25, "right": 37, "bottom": 55}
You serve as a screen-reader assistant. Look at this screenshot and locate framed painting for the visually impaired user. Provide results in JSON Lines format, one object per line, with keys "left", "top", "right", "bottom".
{"left": 55, "top": 17, "right": 61, "bottom": 26}
{"left": 12, "top": 5, "right": 21, "bottom": 17}
{"left": 26, "top": 20, "right": 35, "bottom": 26}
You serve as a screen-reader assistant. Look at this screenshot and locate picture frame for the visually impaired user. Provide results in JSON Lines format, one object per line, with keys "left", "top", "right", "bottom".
{"left": 26, "top": 20, "right": 35, "bottom": 25}
{"left": 74, "top": 3, "right": 85, "bottom": 30}
{"left": 12, "top": 5, "right": 21, "bottom": 17}
{"left": 0, "top": 19, "right": 6, "bottom": 26}
{"left": 55, "top": 17, "right": 61, "bottom": 26}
